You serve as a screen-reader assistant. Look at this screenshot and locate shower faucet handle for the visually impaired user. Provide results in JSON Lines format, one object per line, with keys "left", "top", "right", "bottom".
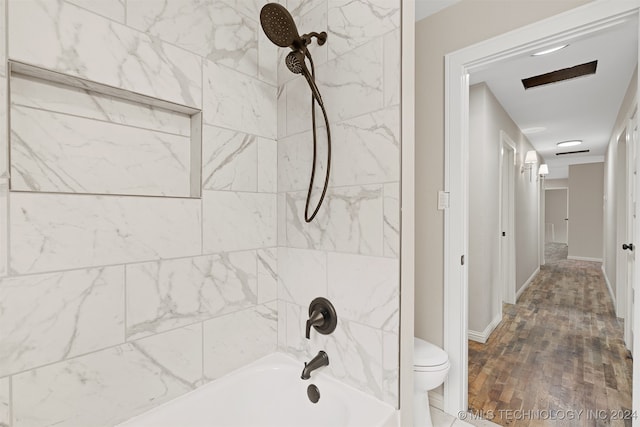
{"left": 305, "top": 297, "right": 337, "bottom": 339}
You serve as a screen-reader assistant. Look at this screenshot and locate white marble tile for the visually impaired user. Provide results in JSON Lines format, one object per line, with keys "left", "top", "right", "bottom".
{"left": 0, "top": 0, "right": 5, "bottom": 78}
{"left": 202, "top": 125, "right": 257, "bottom": 192}
{"left": 67, "top": 0, "right": 125, "bottom": 22}
{"left": 284, "top": 301, "right": 314, "bottom": 360}
{"left": 202, "top": 191, "right": 276, "bottom": 253}
{"left": 277, "top": 125, "right": 328, "bottom": 192}
{"left": 131, "top": 324, "right": 203, "bottom": 385}
{"left": 0, "top": 266, "right": 124, "bottom": 377}
{"left": 285, "top": 185, "right": 384, "bottom": 256}
{"left": 12, "top": 326, "right": 201, "bottom": 427}
{"left": 384, "top": 183, "right": 400, "bottom": 258}
{"left": 225, "top": 0, "right": 265, "bottom": 23}
{"left": 126, "top": 252, "right": 257, "bottom": 340}
{"left": 277, "top": 299, "right": 287, "bottom": 351}
{"left": 0, "top": 78, "right": 7, "bottom": 179}
{"left": 9, "top": 0, "right": 202, "bottom": 108}
{"left": 258, "top": 21, "right": 278, "bottom": 85}
{"left": 277, "top": 2, "right": 328, "bottom": 87}
{"left": 0, "top": 179, "right": 7, "bottom": 278}
{"left": 324, "top": 319, "right": 383, "bottom": 401}
{"left": 277, "top": 192, "right": 287, "bottom": 245}
{"left": 257, "top": 137, "right": 278, "bottom": 193}
{"left": 203, "top": 303, "right": 277, "bottom": 380}
{"left": 327, "top": 0, "right": 399, "bottom": 60}
{"left": 277, "top": 84, "right": 287, "bottom": 139}
{"left": 127, "top": 0, "right": 258, "bottom": 78}
{"left": 431, "top": 407, "right": 456, "bottom": 427}
{"left": 11, "top": 105, "right": 191, "bottom": 196}
{"left": 284, "top": 75, "right": 318, "bottom": 137}
{"left": 277, "top": 247, "right": 326, "bottom": 305}
{"left": 257, "top": 248, "right": 277, "bottom": 303}
{"left": 11, "top": 75, "right": 191, "bottom": 137}
{"left": 0, "top": 377, "right": 9, "bottom": 427}
{"left": 316, "top": 37, "right": 384, "bottom": 123}
{"left": 383, "top": 28, "right": 400, "bottom": 107}
{"left": 287, "top": 0, "right": 325, "bottom": 20}
{"left": 331, "top": 106, "right": 399, "bottom": 187}
{"left": 327, "top": 252, "right": 398, "bottom": 331}
{"left": 382, "top": 331, "right": 399, "bottom": 407}
{"left": 203, "top": 61, "right": 276, "bottom": 139}
{"left": 10, "top": 192, "right": 201, "bottom": 274}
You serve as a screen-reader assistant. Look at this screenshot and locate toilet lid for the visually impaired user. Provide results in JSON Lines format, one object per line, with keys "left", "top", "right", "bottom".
{"left": 414, "top": 337, "right": 448, "bottom": 367}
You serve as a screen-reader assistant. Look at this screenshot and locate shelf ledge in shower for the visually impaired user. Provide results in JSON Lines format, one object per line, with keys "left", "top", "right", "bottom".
{"left": 7, "top": 61, "right": 203, "bottom": 199}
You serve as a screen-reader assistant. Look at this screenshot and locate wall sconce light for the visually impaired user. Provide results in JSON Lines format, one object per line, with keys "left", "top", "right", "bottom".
{"left": 538, "top": 164, "right": 549, "bottom": 177}
{"left": 521, "top": 150, "right": 538, "bottom": 181}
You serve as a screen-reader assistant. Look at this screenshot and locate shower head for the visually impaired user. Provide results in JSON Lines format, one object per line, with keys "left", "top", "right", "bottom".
{"left": 285, "top": 50, "right": 304, "bottom": 74}
{"left": 286, "top": 50, "right": 323, "bottom": 104}
{"left": 260, "top": 3, "right": 302, "bottom": 49}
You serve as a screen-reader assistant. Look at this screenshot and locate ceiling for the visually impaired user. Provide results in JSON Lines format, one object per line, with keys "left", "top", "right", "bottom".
{"left": 470, "top": 17, "right": 638, "bottom": 180}
{"left": 415, "top": 0, "right": 461, "bottom": 22}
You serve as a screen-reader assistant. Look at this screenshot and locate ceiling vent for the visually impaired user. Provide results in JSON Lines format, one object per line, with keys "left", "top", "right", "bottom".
{"left": 522, "top": 60, "right": 598, "bottom": 89}
{"left": 556, "top": 149, "right": 590, "bottom": 156}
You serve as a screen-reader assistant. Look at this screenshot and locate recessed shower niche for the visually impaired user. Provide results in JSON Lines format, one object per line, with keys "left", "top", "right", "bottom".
{"left": 8, "top": 61, "right": 203, "bottom": 198}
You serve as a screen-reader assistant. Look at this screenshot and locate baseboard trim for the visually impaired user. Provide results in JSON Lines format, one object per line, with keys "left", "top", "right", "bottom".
{"left": 567, "top": 255, "right": 603, "bottom": 262}
{"left": 468, "top": 312, "right": 502, "bottom": 344}
{"left": 516, "top": 266, "right": 540, "bottom": 301}
{"left": 428, "top": 390, "right": 444, "bottom": 410}
{"left": 601, "top": 264, "right": 616, "bottom": 307}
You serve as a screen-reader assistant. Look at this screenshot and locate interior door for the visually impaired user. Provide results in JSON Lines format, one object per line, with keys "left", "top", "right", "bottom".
{"left": 545, "top": 189, "right": 568, "bottom": 244}
{"left": 625, "top": 109, "right": 638, "bottom": 352}
{"left": 499, "top": 134, "right": 516, "bottom": 305}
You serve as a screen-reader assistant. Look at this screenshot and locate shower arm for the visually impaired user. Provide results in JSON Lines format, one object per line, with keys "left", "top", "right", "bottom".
{"left": 304, "top": 49, "right": 331, "bottom": 223}
{"left": 301, "top": 32, "right": 327, "bottom": 47}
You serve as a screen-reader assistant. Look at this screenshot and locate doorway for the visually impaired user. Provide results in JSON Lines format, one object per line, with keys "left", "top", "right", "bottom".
{"left": 544, "top": 189, "right": 568, "bottom": 244}
{"left": 442, "top": 2, "right": 640, "bottom": 414}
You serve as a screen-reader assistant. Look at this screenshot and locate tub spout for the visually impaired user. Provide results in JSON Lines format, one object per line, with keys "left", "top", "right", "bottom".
{"left": 301, "top": 351, "right": 329, "bottom": 380}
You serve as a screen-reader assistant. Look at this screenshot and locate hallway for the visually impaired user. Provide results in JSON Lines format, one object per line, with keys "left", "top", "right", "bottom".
{"left": 468, "top": 245, "right": 632, "bottom": 426}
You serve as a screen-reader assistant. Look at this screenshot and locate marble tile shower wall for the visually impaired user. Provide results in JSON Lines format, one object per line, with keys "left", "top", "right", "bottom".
{"left": 1, "top": 1, "right": 278, "bottom": 426}
{"left": 276, "top": 0, "right": 401, "bottom": 408}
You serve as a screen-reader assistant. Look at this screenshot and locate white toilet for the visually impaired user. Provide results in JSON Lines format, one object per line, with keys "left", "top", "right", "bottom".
{"left": 414, "top": 337, "right": 450, "bottom": 427}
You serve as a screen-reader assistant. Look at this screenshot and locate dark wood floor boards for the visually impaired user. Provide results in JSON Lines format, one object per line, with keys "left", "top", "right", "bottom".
{"left": 468, "top": 244, "right": 632, "bottom": 427}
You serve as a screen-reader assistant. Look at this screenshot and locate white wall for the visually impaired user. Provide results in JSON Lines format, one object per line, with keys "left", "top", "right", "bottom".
{"left": 414, "top": 0, "right": 590, "bottom": 346}
{"left": 545, "top": 178, "right": 569, "bottom": 189}
{"left": 603, "top": 66, "right": 637, "bottom": 306}
{"left": 568, "top": 163, "right": 605, "bottom": 260}
{"left": 467, "top": 83, "right": 540, "bottom": 335}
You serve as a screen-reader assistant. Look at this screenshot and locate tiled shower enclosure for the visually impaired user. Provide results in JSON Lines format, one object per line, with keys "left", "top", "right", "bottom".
{"left": 0, "top": 1, "right": 401, "bottom": 426}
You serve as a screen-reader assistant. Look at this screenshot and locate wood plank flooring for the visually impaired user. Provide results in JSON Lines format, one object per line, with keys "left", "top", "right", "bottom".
{"left": 468, "top": 244, "right": 632, "bottom": 426}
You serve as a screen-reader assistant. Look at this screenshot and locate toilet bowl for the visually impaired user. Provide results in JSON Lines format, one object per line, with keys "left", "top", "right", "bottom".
{"left": 414, "top": 337, "right": 450, "bottom": 427}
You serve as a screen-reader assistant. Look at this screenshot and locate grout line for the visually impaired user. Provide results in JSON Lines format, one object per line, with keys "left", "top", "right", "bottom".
{"left": 7, "top": 189, "right": 199, "bottom": 200}
{"left": 123, "top": 265, "right": 127, "bottom": 344}
{"left": 7, "top": 376, "right": 11, "bottom": 427}
{"left": 12, "top": 102, "right": 191, "bottom": 138}
{"left": 201, "top": 321, "right": 205, "bottom": 380}
{"left": 1, "top": 247, "right": 282, "bottom": 280}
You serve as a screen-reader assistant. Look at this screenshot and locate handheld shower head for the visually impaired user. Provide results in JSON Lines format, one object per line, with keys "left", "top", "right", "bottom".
{"left": 285, "top": 50, "right": 305, "bottom": 74}
{"left": 260, "top": 3, "right": 303, "bottom": 49}
{"left": 286, "top": 50, "right": 323, "bottom": 104}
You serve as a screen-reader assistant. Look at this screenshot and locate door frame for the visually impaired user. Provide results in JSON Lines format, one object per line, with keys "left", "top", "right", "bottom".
{"left": 443, "top": 0, "right": 640, "bottom": 414}
{"left": 626, "top": 108, "right": 639, "bottom": 351}
{"left": 499, "top": 131, "right": 516, "bottom": 305}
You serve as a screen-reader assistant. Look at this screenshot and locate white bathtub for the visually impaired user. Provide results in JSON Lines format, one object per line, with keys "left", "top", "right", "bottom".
{"left": 117, "top": 352, "right": 397, "bottom": 427}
